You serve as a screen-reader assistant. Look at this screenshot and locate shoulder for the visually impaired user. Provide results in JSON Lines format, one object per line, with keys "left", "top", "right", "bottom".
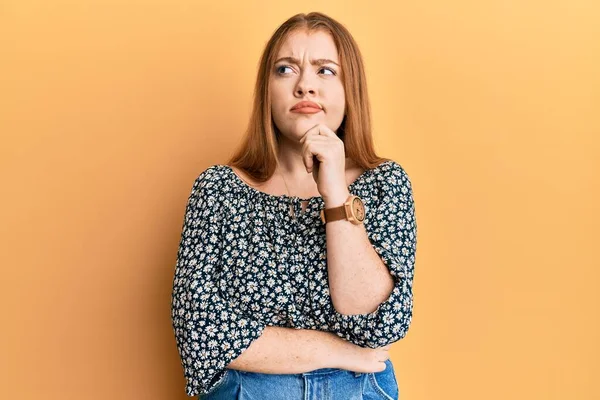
{"left": 189, "top": 164, "right": 230, "bottom": 199}
{"left": 374, "top": 160, "right": 413, "bottom": 190}
{"left": 195, "top": 164, "right": 228, "bottom": 183}
{"left": 368, "top": 160, "right": 415, "bottom": 211}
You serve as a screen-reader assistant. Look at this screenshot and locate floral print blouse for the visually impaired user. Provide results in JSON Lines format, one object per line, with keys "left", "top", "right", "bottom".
{"left": 170, "top": 159, "right": 417, "bottom": 396}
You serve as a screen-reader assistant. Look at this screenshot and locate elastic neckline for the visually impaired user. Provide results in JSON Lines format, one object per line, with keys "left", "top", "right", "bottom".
{"left": 222, "top": 160, "right": 392, "bottom": 202}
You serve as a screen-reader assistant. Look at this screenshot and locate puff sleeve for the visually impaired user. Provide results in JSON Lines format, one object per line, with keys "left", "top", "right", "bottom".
{"left": 170, "top": 166, "right": 267, "bottom": 396}
{"left": 330, "top": 161, "right": 417, "bottom": 348}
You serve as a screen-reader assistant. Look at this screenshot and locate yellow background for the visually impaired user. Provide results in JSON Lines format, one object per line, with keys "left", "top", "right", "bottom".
{"left": 1, "top": 1, "right": 598, "bottom": 399}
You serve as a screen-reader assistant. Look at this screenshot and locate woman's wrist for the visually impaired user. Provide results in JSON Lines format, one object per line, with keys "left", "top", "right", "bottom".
{"left": 310, "top": 329, "right": 356, "bottom": 370}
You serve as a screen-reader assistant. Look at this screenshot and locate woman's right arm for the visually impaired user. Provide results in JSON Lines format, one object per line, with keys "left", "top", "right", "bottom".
{"left": 227, "top": 326, "right": 391, "bottom": 374}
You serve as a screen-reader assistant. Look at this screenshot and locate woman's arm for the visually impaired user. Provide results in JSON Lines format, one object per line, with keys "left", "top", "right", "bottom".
{"left": 225, "top": 326, "right": 352, "bottom": 373}
{"left": 325, "top": 162, "right": 417, "bottom": 348}
{"left": 324, "top": 191, "right": 395, "bottom": 316}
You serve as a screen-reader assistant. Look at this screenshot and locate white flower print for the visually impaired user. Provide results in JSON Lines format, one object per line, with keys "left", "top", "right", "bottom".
{"left": 170, "top": 160, "right": 417, "bottom": 396}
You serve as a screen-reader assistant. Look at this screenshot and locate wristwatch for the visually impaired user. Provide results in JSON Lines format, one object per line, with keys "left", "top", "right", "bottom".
{"left": 320, "top": 194, "right": 365, "bottom": 225}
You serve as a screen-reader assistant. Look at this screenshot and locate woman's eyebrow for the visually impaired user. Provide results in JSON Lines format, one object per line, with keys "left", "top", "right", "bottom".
{"left": 274, "top": 56, "right": 340, "bottom": 67}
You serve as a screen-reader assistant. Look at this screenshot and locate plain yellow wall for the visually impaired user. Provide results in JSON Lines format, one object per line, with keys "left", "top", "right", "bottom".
{"left": 1, "top": 1, "right": 598, "bottom": 399}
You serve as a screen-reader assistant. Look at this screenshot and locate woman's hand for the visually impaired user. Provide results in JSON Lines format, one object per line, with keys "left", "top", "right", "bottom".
{"left": 327, "top": 332, "right": 392, "bottom": 373}
{"left": 340, "top": 343, "right": 392, "bottom": 373}
{"left": 299, "top": 123, "right": 349, "bottom": 205}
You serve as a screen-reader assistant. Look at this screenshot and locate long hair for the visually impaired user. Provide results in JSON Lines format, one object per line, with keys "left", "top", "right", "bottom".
{"left": 226, "top": 12, "right": 391, "bottom": 182}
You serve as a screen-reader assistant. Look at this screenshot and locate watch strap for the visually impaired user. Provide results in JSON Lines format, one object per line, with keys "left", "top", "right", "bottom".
{"left": 320, "top": 194, "right": 365, "bottom": 224}
{"left": 320, "top": 205, "right": 347, "bottom": 223}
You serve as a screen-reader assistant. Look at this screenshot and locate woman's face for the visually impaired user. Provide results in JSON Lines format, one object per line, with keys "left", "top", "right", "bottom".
{"left": 270, "top": 29, "right": 345, "bottom": 142}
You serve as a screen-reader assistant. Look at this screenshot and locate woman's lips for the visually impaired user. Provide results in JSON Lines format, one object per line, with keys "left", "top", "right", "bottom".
{"left": 290, "top": 107, "right": 322, "bottom": 114}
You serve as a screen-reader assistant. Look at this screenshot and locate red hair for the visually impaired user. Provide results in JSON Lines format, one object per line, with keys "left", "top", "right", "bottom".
{"left": 226, "top": 12, "right": 391, "bottom": 182}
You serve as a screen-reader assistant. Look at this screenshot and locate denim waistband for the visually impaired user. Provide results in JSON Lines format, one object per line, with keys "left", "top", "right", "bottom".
{"left": 302, "top": 367, "right": 363, "bottom": 377}
{"left": 302, "top": 367, "right": 340, "bottom": 376}
{"left": 238, "top": 367, "right": 364, "bottom": 378}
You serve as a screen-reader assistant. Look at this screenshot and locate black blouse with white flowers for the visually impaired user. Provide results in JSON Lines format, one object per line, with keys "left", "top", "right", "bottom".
{"left": 170, "top": 159, "right": 417, "bottom": 396}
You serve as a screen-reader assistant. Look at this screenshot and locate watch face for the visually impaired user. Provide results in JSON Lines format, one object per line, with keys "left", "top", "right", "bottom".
{"left": 352, "top": 197, "right": 365, "bottom": 221}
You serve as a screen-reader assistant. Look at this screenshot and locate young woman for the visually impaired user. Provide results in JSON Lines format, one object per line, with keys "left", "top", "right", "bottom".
{"left": 171, "top": 12, "right": 417, "bottom": 400}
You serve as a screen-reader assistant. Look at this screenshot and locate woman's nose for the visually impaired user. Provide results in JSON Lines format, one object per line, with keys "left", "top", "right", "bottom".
{"left": 296, "top": 87, "right": 316, "bottom": 95}
{"left": 295, "top": 72, "right": 317, "bottom": 96}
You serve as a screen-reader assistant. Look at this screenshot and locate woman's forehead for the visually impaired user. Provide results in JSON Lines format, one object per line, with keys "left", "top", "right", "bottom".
{"left": 276, "top": 30, "right": 338, "bottom": 60}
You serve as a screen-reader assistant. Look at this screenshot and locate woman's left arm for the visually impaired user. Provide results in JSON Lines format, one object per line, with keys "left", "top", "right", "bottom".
{"left": 324, "top": 162, "right": 417, "bottom": 348}
{"left": 301, "top": 125, "right": 417, "bottom": 348}
{"left": 324, "top": 189, "right": 396, "bottom": 316}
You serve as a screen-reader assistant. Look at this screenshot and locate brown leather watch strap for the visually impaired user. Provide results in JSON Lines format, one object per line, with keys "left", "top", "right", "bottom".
{"left": 319, "top": 195, "right": 365, "bottom": 225}
{"left": 321, "top": 205, "right": 347, "bottom": 223}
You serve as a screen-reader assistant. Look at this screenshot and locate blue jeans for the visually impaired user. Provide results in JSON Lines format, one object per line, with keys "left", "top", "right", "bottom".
{"left": 199, "top": 359, "right": 399, "bottom": 399}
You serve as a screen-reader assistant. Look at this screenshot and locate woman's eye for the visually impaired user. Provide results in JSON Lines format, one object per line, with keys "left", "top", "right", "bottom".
{"left": 277, "top": 66, "right": 293, "bottom": 74}
{"left": 275, "top": 65, "right": 337, "bottom": 76}
{"left": 320, "top": 67, "right": 336, "bottom": 76}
